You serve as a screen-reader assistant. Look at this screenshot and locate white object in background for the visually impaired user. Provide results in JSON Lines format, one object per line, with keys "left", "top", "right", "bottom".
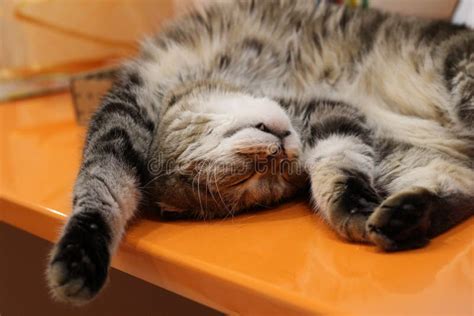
{"left": 453, "top": 0, "right": 474, "bottom": 28}
{"left": 371, "top": 0, "right": 458, "bottom": 20}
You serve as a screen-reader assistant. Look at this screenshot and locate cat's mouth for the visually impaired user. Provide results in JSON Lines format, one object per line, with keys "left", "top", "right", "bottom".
{"left": 220, "top": 149, "right": 301, "bottom": 187}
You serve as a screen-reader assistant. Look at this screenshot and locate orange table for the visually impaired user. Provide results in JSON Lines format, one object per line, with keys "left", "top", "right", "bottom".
{"left": 1, "top": 93, "right": 473, "bottom": 315}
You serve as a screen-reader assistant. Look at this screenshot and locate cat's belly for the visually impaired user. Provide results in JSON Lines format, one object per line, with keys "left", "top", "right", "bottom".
{"left": 366, "top": 107, "right": 470, "bottom": 159}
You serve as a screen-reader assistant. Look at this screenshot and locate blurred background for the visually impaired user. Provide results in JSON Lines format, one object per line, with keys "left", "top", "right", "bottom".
{"left": 0, "top": 0, "right": 468, "bottom": 104}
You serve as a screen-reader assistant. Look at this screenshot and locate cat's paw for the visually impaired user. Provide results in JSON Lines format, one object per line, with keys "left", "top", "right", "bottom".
{"left": 46, "top": 212, "right": 111, "bottom": 305}
{"left": 335, "top": 170, "right": 381, "bottom": 215}
{"left": 329, "top": 170, "right": 381, "bottom": 242}
{"left": 366, "top": 188, "right": 434, "bottom": 251}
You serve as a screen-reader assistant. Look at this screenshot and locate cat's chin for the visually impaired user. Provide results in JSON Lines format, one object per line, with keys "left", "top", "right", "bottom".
{"left": 154, "top": 169, "right": 305, "bottom": 220}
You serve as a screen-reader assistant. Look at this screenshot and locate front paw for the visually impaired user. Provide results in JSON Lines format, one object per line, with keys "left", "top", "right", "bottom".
{"left": 335, "top": 170, "right": 381, "bottom": 215}
{"left": 366, "top": 188, "right": 434, "bottom": 251}
{"left": 46, "top": 212, "right": 111, "bottom": 305}
{"left": 329, "top": 170, "right": 381, "bottom": 242}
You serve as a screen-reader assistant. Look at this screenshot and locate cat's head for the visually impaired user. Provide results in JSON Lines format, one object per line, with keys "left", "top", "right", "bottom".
{"left": 149, "top": 83, "right": 306, "bottom": 218}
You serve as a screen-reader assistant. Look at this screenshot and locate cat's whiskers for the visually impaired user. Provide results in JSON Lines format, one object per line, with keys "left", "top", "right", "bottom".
{"left": 195, "top": 167, "right": 205, "bottom": 219}
{"left": 190, "top": 165, "right": 199, "bottom": 197}
{"left": 212, "top": 167, "right": 233, "bottom": 218}
{"left": 140, "top": 172, "right": 165, "bottom": 190}
{"left": 205, "top": 164, "right": 220, "bottom": 213}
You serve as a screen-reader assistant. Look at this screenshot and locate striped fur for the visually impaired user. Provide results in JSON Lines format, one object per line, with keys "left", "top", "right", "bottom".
{"left": 47, "top": 0, "right": 474, "bottom": 304}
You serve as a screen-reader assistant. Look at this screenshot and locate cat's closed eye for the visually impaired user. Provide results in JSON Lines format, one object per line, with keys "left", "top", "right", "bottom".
{"left": 255, "top": 122, "right": 291, "bottom": 138}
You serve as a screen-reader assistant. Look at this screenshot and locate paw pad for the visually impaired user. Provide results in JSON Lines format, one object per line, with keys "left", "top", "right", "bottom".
{"left": 46, "top": 212, "right": 111, "bottom": 304}
{"left": 367, "top": 188, "right": 435, "bottom": 251}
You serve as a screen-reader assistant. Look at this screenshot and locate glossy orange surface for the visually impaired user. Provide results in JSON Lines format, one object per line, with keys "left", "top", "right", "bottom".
{"left": 1, "top": 93, "right": 473, "bottom": 315}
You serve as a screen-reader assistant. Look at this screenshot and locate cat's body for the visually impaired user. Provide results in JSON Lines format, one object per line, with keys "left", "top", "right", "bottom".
{"left": 47, "top": 0, "right": 474, "bottom": 304}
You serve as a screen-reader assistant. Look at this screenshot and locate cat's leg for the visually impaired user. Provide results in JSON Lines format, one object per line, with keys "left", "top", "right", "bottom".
{"left": 303, "top": 101, "right": 381, "bottom": 243}
{"left": 367, "top": 143, "right": 474, "bottom": 251}
{"left": 444, "top": 33, "right": 474, "bottom": 131}
{"left": 364, "top": 33, "right": 474, "bottom": 251}
{"left": 46, "top": 70, "right": 158, "bottom": 304}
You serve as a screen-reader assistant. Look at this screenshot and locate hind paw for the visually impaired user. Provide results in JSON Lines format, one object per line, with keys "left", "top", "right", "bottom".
{"left": 366, "top": 187, "right": 435, "bottom": 251}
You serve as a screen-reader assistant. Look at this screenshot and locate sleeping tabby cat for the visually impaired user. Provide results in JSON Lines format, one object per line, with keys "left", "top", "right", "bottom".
{"left": 47, "top": 0, "right": 474, "bottom": 304}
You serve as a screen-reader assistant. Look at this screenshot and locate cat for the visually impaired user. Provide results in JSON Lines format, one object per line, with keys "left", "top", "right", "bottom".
{"left": 46, "top": 0, "right": 474, "bottom": 305}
